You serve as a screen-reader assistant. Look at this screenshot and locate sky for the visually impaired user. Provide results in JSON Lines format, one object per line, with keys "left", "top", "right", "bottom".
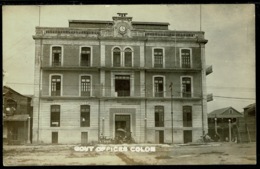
{"left": 2, "top": 5, "right": 255, "bottom": 113}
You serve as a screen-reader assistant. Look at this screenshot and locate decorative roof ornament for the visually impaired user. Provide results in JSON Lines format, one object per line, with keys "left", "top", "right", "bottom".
{"left": 112, "top": 13, "right": 132, "bottom": 22}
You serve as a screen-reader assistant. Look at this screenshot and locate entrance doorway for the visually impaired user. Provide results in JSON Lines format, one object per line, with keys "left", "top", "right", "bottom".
{"left": 81, "top": 132, "right": 88, "bottom": 145}
{"left": 183, "top": 130, "right": 192, "bottom": 143}
{"left": 115, "top": 115, "right": 131, "bottom": 138}
{"left": 155, "top": 130, "right": 164, "bottom": 144}
{"left": 52, "top": 132, "right": 58, "bottom": 144}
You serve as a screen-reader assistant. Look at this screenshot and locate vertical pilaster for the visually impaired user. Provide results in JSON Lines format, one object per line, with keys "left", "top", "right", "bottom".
{"left": 100, "top": 44, "right": 105, "bottom": 67}
{"left": 140, "top": 71, "right": 145, "bottom": 97}
{"left": 140, "top": 45, "right": 144, "bottom": 67}
{"left": 32, "top": 39, "right": 42, "bottom": 143}
{"left": 100, "top": 70, "right": 105, "bottom": 96}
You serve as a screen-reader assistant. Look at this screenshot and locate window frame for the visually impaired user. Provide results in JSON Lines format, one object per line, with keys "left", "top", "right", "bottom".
{"left": 80, "top": 105, "right": 90, "bottom": 127}
{"left": 79, "top": 74, "right": 92, "bottom": 97}
{"left": 152, "top": 47, "right": 165, "bottom": 68}
{"left": 79, "top": 46, "right": 93, "bottom": 67}
{"left": 112, "top": 46, "right": 122, "bottom": 67}
{"left": 123, "top": 46, "right": 134, "bottom": 67}
{"left": 50, "top": 45, "right": 63, "bottom": 66}
{"left": 49, "top": 74, "right": 63, "bottom": 96}
{"left": 180, "top": 76, "right": 193, "bottom": 98}
{"left": 180, "top": 48, "right": 192, "bottom": 68}
{"left": 183, "top": 105, "right": 192, "bottom": 127}
{"left": 114, "top": 75, "right": 131, "bottom": 97}
{"left": 155, "top": 106, "right": 164, "bottom": 127}
{"left": 50, "top": 105, "right": 60, "bottom": 127}
{"left": 111, "top": 72, "right": 134, "bottom": 97}
{"left": 153, "top": 75, "right": 166, "bottom": 97}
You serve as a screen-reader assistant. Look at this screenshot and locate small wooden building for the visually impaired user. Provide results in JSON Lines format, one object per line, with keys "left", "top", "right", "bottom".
{"left": 237, "top": 103, "right": 256, "bottom": 142}
{"left": 208, "top": 107, "right": 243, "bottom": 142}
{"left": 3, "top": 86, "right": 33, "bottom": 145}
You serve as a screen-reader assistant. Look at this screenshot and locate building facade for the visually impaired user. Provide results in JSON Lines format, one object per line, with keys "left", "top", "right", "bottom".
{"left": 3, "top": 86, "right": 32, "bottom": 145}
{"left": 32, "top": 13, "right": 212, "bottom": 144}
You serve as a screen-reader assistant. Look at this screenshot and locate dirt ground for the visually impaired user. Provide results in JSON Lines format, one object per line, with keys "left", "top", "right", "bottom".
{"left": 3, "top": 142, "right": 256, "bottom": 166}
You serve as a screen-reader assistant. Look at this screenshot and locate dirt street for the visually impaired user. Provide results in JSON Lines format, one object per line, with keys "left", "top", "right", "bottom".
{"left": 3, "top": 142, "right": 256, "bottom": 166}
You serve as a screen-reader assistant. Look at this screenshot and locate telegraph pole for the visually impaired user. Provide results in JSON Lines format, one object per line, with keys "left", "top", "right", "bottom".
{"left": 170, "top": 82, "right": 173, "bottom": 144}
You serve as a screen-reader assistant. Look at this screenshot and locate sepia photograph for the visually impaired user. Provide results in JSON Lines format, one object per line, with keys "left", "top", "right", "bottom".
{"left": 2, "top": 4, "right": 256, "bottom": 165}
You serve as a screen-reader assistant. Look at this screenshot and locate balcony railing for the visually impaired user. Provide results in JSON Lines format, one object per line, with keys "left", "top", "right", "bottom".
{"left": 52, "top": 62, "right": 61, "bottom": 67}
{"left": 116, "top": 90, "right": 130, "bottom": 97}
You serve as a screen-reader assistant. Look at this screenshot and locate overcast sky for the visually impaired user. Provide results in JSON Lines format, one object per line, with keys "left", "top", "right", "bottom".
{"left": 2, "top": 5, "right": 255, "bottom": 113}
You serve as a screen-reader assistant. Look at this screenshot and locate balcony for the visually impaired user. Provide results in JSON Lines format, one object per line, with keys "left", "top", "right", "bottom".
{"left": 206, "top": 65, "right": 213, "bottom": 75}
{"left": 115, "top": 90, "right": 130, "bottom": 97}
{"left": 34, "top": 27, "right": 100, "bottom": 39}
{"left": 207, "top": 93, "right": 213, "bottom": 102}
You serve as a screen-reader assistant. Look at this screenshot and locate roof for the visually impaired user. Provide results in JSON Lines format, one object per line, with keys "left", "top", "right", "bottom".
{"left": 244, "top": 103, "right": 255, "bottom": 109}
{"left": 3, "top": 86, "right": 32, "bottom": 99}
{"left": 69, "top": 20, "right": 170, "bottom": 26}
{"left": 208, "top": 107, "right": 243, "bottom": 118}
{"left": 244, "top": 103, "right": 256, "bottom": 113}
{"left": 4, "top": 114, "right": 30, "bottom": 121}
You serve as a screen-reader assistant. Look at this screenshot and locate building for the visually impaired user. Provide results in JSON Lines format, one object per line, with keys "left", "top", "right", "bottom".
{"left": 208, "top": 107, "right": 243, "bottom": 142}
{"left": 32, "top": 13, "right": 212, "bottom": 144}
{"left": 3, "top": 86, "right": 33, "bottom": 145}
{"left": 237, "top": 103, "right": 256, "bottom": 142}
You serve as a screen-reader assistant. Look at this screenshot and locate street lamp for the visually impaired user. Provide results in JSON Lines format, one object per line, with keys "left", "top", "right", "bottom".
{"left": 228, "top": 119, "right": 232, "bottom": 142}
{"left": 27, "top": 117, "right": 31, "bottom": 144}
{"left": 144, "top": 118, "right": 147, "bottom": 143}
{"left": 214, "top": 116, "right": 217, "bottom": 135}
{"left": 102, "top": 117, "right": 105, "bottom": 136}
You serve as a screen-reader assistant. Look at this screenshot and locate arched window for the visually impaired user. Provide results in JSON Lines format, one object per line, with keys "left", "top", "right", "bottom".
{"left": 52, "top": 46, "right": 62, "bottom": 66}
{"left": 183, "top": 106, "right": 192, "bottom": 127}
{"left": 182, "top": 77, "right": 192, "bottom": 97}
{"left": 81, "top": 76, "right": 91, "bottom": 96}
{"left": 124, "top": 48, "right": 132, "bottom": 67}
{"left": 80, "top": 47, "right": 91, "bottom": 66}
{"left": 155, "top": 106, "right": 164, "bottom": 127}
{"left": 51, "top": 75, "right": 61, "bottom": 96}
{"left": 153, "top": 48, "right": 164, "bottom": 68}
{"left": 154, "top": 77, "right": 164, "bottom": 97}
{"left": 113, "top": 47, "right": 121, "bottom": 67}
{"left": 181, "top": 49, "right": 191, "bottom": 68}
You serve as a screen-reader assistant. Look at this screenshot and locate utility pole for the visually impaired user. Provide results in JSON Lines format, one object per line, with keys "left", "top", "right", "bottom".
{"left": 170, "top": 82, "right": 173, "bottom": 144}
{"left": 229, "top": 119, "right": 232, "bottom": 142}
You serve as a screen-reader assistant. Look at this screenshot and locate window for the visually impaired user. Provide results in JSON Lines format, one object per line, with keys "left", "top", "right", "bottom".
{"left": 81, "top": 105, "right": 90, "bottom": 127}
{"left": 81, "top": 76, "right": 91, "bottom": 96}
{"left": 51, "top": 75, "right": 61, "bottom": 96}
{"left": 229, "top": 109, "right": 233, "bottom": 114}
{"left": 52, "top": 46, "right": 62, "bottom": 66}
{"left": 50, "top": 105, "right": 60, "bottom": 127}
{"left": 154, "top": 77, "right": 164, "bottom": 97}
{"left": 113, "top": 47, "right": 121, "bottom": 67}
{"left": 155, "top": 106, "right": 164, "bottom": 127}
{"left": 115, "top": 75, "right": 130, "bottom": 97}
{"left": 181, "top": 49, "right": 191, "bottom": 68}
{"left": 183, "top": 106, "right": 192, "bottom": 127}
{"left": 6, "top": 99, "right": 17, "bottom": 109}
{"left": 182, "top": 77, "right": 191, "bottom": 97}
{"left": 154, "top": 48, "right": 163, "bottom": 68}
{"left": 81, "top": 47, "right": 91, "bottom": 66}
{"left": 124, "top": 48, "right": 132, "bottom": 67}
